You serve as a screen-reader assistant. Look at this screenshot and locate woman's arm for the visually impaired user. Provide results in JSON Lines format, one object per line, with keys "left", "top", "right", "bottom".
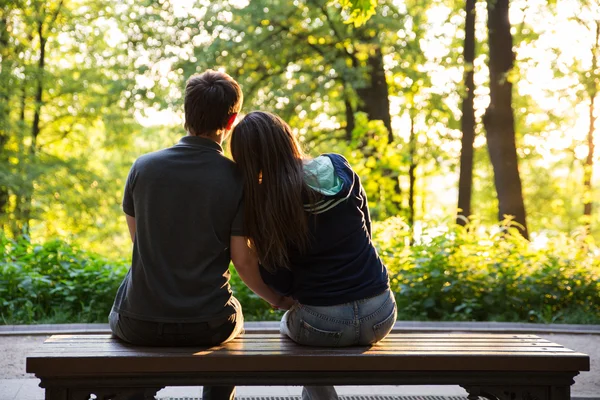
{"left": 230, "top": 236, "right": 295, "bottom": 310}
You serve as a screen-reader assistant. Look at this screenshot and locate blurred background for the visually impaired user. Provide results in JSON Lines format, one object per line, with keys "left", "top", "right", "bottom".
{"left": 1, "top": 0, "right": 599, "bottom": 326}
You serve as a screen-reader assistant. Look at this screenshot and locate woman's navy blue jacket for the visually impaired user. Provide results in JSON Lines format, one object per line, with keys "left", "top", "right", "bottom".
{"left": 259, "top": 153, "right": 390, "bottom": 306}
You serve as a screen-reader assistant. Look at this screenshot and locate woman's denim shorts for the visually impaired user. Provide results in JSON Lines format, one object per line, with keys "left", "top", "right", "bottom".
{"left": 280, "top": 289, "right": 397, "bottom": 347}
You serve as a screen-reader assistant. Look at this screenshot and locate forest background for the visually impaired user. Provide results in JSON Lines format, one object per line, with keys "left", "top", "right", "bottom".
{"left": 1, "top": 0, "right": 599, "bottom": 325}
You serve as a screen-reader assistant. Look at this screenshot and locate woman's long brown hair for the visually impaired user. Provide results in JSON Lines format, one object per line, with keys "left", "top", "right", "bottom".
{"left": 230, "top": 111, "right": 316, "bottom": 272}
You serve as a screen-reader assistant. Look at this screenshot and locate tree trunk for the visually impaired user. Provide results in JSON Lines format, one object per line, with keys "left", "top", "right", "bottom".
{"left": 9, "top": 85, "right": 28, "bottom": 236}
{"left": 344, "top": 94, "right": 355, "bottom": 140}
{"left": 355, "top": 47, "right": 394, "bottom": 143}
{"left": 31, "top": 20, "right": 46, "bottom": 153}
{"left": 346, "top": 45, "right": 401, "bottom": 217}
{"left": 0, "top": 15, "right": 11, "bottom": 219}
{"left": 0, "top": 15, "right": 10, "bottom": 140}
{"left": 408, "top": 108, "right": 416, "bottom": 227}
{"left": 16, "top": 18, "right": 47, "bottom": 235}
{"left": 583, "top": 21, "right": 599, "bottom": 229}
{"left": 583, "top": 93, "right": 596, "bottom": 222}
{"left": 483, "top": 0, "right": 529, "bottom": 238}
{"left": 456, "top": 0, "right": 476, "bottom": 225}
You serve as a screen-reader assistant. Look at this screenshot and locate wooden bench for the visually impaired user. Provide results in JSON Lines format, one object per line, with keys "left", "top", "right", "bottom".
{"left": 26, "top": 332, "right": 590, "bottom": 400}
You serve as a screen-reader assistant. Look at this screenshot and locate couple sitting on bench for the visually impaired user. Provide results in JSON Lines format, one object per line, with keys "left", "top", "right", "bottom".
{"left": 108, "top": 70, "right": 398, "bottom": 400}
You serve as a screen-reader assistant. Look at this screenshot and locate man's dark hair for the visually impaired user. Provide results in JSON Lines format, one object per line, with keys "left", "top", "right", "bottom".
{"left": 184, "top": 70, "right": 243, "bottom": 136}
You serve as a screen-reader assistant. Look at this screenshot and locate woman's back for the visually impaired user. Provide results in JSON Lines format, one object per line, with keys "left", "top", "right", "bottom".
{"left": 260, "top": 153, "right": 389, "bottom": 306}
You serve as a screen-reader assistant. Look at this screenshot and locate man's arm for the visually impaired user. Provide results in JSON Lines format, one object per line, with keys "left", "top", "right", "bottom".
{"left": 122, "top": 160, "right": 137, "bottom": 243}
{"left": 230, "top": 236, "right": 295, "bottom": 310}
{"left": 126, "top": 214, "right": 136, "bottom": 243}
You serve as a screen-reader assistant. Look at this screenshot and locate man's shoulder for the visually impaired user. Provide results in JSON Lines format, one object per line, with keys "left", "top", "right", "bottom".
{"left": 132, "top": 146, "right": 241, "bottom": 182}
{"left": 206, "top": 152, "right": 241, "bottom": 177}
{"left": 133, "top": 148, "right": 170, "bottom": 168}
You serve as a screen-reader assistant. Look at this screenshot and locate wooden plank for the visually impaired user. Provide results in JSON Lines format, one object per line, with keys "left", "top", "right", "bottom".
{"left": 44, "top": 333, "right": 545, "bottom": 340}
{"left": 26, "top": 333, "right": 590, "bottom": 377}
{"left": 33, "top": 346, "right": 567, "bottom": 355}
{"left": 41, "top": 334, "right": 553, "bottom": 341}
{"left": 33, "top": 336, "right": 572, "bottom": 353}
{"left": 26, "top": 352, "right": 590, "bottom": 375}
{"left": 36, "top": 341, "right": 566, "bottom": 351}
{"left": 27, "top": 349, "right": 589, "bottom": 363}
{"left": 30, "top": 346, "right": 574, "bottom": 356}
{"left": 40, "top": 336, "right": 561, "bottom": 349}
{"left": 32, "top": 337, "right": 570, "bottom": 349}
{"left": 29, "top": 347, "right": 581, "bottom": 358}
{"left": 43, "top": 337, "right": 555, "bottom": 344}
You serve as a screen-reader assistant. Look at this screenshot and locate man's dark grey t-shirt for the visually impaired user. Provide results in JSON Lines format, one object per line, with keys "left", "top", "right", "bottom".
{"left": 112, "top": 135, "right": 244, "bottom": 323}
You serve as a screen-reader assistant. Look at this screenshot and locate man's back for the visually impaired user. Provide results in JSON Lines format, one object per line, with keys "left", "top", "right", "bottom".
{"left": 113, "top": 135, "right": 244, "bottom": 322}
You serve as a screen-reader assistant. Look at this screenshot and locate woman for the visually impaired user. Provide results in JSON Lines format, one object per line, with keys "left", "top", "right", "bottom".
{"left": 230, "top": 111, "right": 397, "bottom": 399}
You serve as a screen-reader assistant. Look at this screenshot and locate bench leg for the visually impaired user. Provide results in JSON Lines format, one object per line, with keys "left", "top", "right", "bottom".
{"left": 463, "top": 384, "right": 570, "bottom": 400}
{"left": 550, "top": 385, "right": 571, "bottom": 400}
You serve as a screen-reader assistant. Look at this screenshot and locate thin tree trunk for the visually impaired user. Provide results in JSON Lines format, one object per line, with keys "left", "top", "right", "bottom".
{"left": 9, "top": 84, "right": 28, "bottom": 236}
{"left": 457, "top": 0, "right": 476, "bottom": 225}
{"left": 583, "top": 93, "right": 596, "bottom": 221}
{"left": 31, "top": 20, "right": 46, "bottom": 153}
{"left": 408, "top": 108, "right": 416, "bottom": 227}
{"left": 0, "top": 14, "right": 11, "bottom": 154}
{"left": 484, "top": 0, "right": 529, "bottom": 238}
{"left": 17, "top": 17, "right": 47, "bottom": 235}
{"left": 583, "top": 21, "right": 599, "bottom": 229}
{"left": 0, "top": 15, "right": 10, "bottom": 142}
{"left": 344, "top": 94, "right": 355, "bottom": 140}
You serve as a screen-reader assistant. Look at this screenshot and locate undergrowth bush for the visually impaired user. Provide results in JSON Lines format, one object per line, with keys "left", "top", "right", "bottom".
{"left": 0, "top": 233, "right": 128, "bottom": 324}
{"left": 0, "top": 232, "right": 283, "bottom": 324}
{"left": 1, "top": 218, "right": 599, "bottom": 324}
{"left": 375, "top": 217, "right": 600, "bottom": 324}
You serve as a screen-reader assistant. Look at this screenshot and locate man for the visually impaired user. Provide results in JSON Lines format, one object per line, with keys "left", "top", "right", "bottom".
{"left": 109, "top": 70, "right": 287, "bottom": 400}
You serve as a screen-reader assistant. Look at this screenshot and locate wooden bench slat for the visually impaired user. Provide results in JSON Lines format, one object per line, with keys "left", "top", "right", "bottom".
{"left": 27, "top": 353, "right": 589, "bottom": 374}
{"left": 30, "top": 350, "right": 578, "bottom": 359}
{"left": 46, "top": 338, "right": 560, "bottom": 346}
{"left": 33, "top": 337, "right": 567, "bottom": 351}
{"left": 26, "top": 334, "right": 590, "bottom": 377}
{"left": 29, "top": 345, "right": 572, "bottom": 357}
{"left": 45, "top": 333, "right": 544, "bottom": 340}
{"left": 31, "top": 334, "right": 581, "bottom": 353}
{"left": 37, "top": 340, "right": 563, "bottom": 348}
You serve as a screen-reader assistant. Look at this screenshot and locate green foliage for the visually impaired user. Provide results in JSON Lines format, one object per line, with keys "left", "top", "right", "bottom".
{"left": 0, "top": 0, "right": 175, "bottom": 245}
{"left": 338, "top": 0, "right": 378, "bottom": 27}
{"left": 229, "top": 267, "right": 285, "bottom": 322}
{"left": 2, "top": 221, "right": 600, "bottom": 325}
{"left": 376, "top": 218, "right": 600, "bottom": 324}
{"left": 308, "top": 112, "right": 404, "bottom": 220}
{"left": 0, "top": 230, "right": 284, "bottom": 324}
{"left": 1, "top": 0, "right": 600, "bottom": 327}
{"left": 0, "top": 232, "right": 128, "bottom": 324}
